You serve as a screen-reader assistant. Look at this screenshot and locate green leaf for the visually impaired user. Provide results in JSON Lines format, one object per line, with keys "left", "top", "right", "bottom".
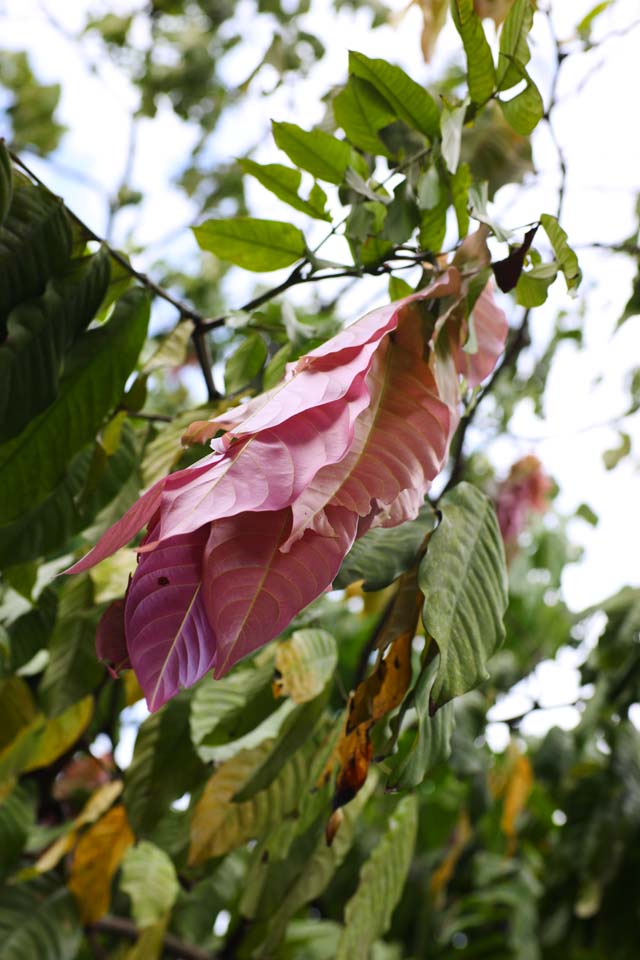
{"left": 540, "top": 213, "right": 582, "bottom": 290}
{"left": 225, "top": 332, "right": 268, "bottom": 393}
{"left": 239, "top": 159, "right": 330, "bottom": 220}
{"left": 0, "top": 785, "right": 34, "bottom": 879}
{"left": 451, "top": 161, "right": 471, "bottom": 237}
{"left": 263, "top": 342, "right": 292, "bottom": 390}
{"left": 419, "top": 179, "right": 449, "bottom": 253}
{"left": 272, "top": 121, "right": 368, "bottom": 184}
{"left": 124, "top": 692, "right": 206, "bottom": 835}
{"left": 348, "top": 51, "right": 440, "bottom": 140}
{"left": 194, "top": 216, "right": 306, "bottom": 271}
{"left": 0, "top": 287, "right": 149, "bottom": 525}
{"left": 39, "top": 576, "right": 104, "bottom": 716}
{"left": 451, "top": 0, "right": 496, "bottom": 105}
{"left": 515, "top": 261, "right": 558, "bottom": 307}
{"left": 441, "top": 99, "right": 468, "bottom": 174}
{"left": 274, "top": 629, "right": 337, "bottom": 703}
{"left": 577, "top": 1, "right": 613, "bottom": 40}
{"left": 335, "top": 502, "right": 436, "bottom": 591}
{"left": 0, "top": 178, "right": 72, "bottom": 337}
{"left": 498, "top": 66, "right": 544, "bottom": 135}
{"left": 497, "top": 0, "right": 535, "bottom": 90}
{"left": 336, "top": 795, "right": 418, "bottom": 960}
{"left": 388, "top": 276, "right": 413, "bottom": 300}
{"left": 120, "top": 841, "right": 179, "bottom": 927}
{"left": 333, "top": 76, "right": 396, "bottom": 156}
{"left": 141, "top": 406, "right": 212, "bottom": 487}
{"left": 0, "top": 248, "right": 111, "bottom": 442}
{"left": 386, "top": 657, "right": 454, "bottom": 790}
{"left": 420, "top": 482, "right": 508, "bottom": 709}
{"left": 0, "top": 141, "right": 13, "bottom": 226}
{"left": 602, "top": 432, "right": 631, "bottom": 470}
{"left": 0, "top": 883, "right": 81, "bottom": 960}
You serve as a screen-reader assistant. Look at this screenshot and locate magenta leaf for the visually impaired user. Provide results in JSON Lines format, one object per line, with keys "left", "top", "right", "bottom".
{"left": 125, "top": 524, "right": 215, "bottom": 711}
{"left": 202, "top": 506, "right": 357, "bottom": 678}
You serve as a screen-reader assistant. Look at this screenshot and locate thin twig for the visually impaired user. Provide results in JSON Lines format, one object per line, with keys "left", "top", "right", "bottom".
{"left": 544, "top": 8, "right": 568, "bottom": 221}
{"left": 92, "top": 916, "right": 214, "bottom": 960}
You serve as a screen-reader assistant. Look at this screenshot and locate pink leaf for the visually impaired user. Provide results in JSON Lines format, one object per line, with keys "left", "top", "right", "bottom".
{"left": 96, "top": 599, "right": 130, "bottom": 677}
{"left": 124, "top": 524, "right": 215, "bottom": 711}
{"left": 202, "top": 506, "right": 358, "bottom": 678}
{"left": 454, "top": 281, "right": 508, "bottom": 387}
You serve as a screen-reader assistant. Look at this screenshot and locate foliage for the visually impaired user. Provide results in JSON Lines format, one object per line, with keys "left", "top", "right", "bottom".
{"left": 0, "top": 1, "right": 638, "bottom": 958}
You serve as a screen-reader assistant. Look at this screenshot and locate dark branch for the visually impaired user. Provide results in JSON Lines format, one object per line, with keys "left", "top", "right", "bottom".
{"left": 92, "top": 915, "right": 215, "bottom": 960}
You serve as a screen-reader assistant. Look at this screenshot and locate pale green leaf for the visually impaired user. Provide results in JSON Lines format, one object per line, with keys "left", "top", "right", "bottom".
{"left": 194, "top": 217, "right": 306, "bottom": 271}
{"left": 420, "top": 482, "right": 508, "bottom": 708}
{"left": 263, "top": 342, "right": 292, "bottom": 390}
{"left": 272, "top": 121, "right": 368, "bottom": 184}
{"left": 451, "top": 0, "right": 496, "bottom": 105}
{"left": 337, "top": 795, "right": 418, "bottom": 960}
{"left": 540, "top": 213, "right": 582, "bottom": 290}
{"left": 349, "top": 51, "right": 440, "bottom": 139}
{"left": 497, "top": 0, "right": 535, "bottom": 90}
{"left": 225, "top": 332, "right": 268, "bottom": 393}
{"left": 333, "top": 76, "right": 396, "bottom": 155}
{"left": 441, "top": 99, "right": 468, "bottom": 174}
{"left": 120, "top": 841, "right": 179, "bottom": 928}
{"left": 240, "top": 158, "right": 330, "bottom": 220}
{"left": 498, "top": 66, "right": 544, "bottom": 135}
{"left": 274, "top": 629, "right": 337, "bottom": 703}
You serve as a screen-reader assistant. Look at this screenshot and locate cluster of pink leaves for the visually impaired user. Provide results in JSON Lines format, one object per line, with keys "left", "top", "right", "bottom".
{"left": 68, "top": 266, "right": 507, "bottom": 710}
{"left": 495, "top": 454, "right": 552, "bottom": 555}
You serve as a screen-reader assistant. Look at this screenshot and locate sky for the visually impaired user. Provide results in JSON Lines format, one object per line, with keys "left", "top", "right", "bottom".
{"left": 1, "top": 0, "right": 639, "bottom": 744}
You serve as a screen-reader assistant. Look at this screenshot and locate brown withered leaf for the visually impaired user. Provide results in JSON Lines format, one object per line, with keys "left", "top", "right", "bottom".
{"left": 415, "top": 0, "right": 449, "bottom": 62}
{"left": 429, "top": 810, "right": 472, "bottom": 905}
{"left": 474, "top": 0, "right": 517, "bottom": 26}
{"left": 347, "top": 631, "right": 414, "bottom": 732}
{"left": 453, "top": 223, "right": 492, "bottom": 273}
{"left": 68, "top": 804, "right": 134, "bottom": 924}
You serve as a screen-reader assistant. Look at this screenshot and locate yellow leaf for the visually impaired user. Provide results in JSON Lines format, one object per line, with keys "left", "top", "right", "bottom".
{"left": 501, "top": 752, "right": 533, "bottom": 853}
{"left": 429, "top": 810, "right": 472, "bottom": 904}
{"left": 68, "top": 804, "right": 134, "bottom": 923}
{"left": 23, "top": 696, "right": 93, "bottom": 772}
{"left": 124, "top": 920, "right": 168, "bottom": 960}
{"left": 273, "top": 629, "right": 337, "bottom": 703}
{"left": 36, "top": 780, "right": 124, "bottom": 874}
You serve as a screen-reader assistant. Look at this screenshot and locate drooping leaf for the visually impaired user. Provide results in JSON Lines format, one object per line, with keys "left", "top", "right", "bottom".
{"left": 497, "top": 0, "right": 535, "bottom": 90}
{"left": 336, "top": 795, "right": 418, "bottom": 960}
{"left": 498, "top": 65, "right": 544, "bottom": 135}
{"left": 516, "top": 261, "right": 558, "bottom": 307}
{"left": 333, "top": 76, "right": 396, "bottom": 156}
{"left": 224, "top": 332, "right": 268, "bottom": 393}
{"left": 123, "top": 692, "right": 205, "bottom": 835}
{"left": 271, "top": 121, "right": 368, "bottom": 184}
{"left": 0, "top": 287, "right": 149, "bottom": 525}
{"left": 335, "top": 502, "right": 436, "bottom": 591}
{"left": 540, "top": 213, "right": 582, "bottom": 290}
{"left": 419, "top": 482, "right": 508, "bottom": 709}
{"left": 386, "top": 656, "right": 455, "bottom": 790}
{"left": 348, "top": 51, "right": 440, "bottom": 139}
{"left": 273, "top": 629, "right": 337, "bottom": 703}
{"left": 0, "top": 883, "right": 81, "bottom": 960}
{"left": 0, "top": 247, "right": 111, "bottom": 441}
{"left": 0, "top": 177, "right": 72, "bottom": 337}
{"left": 120, "top": 841, "right": 180, "bottom": 927}
{"left": 0, "top": 140, "right": 14, "bottom": 226}
{"left": 451, "top": 0, "right": 496, "bottom": 105}
{"left": 193, "top": 216, "right": 306, "bottom": 272}
{"left": 68, "top": 804, "right": 135, "bottom": 924}
{"left": 239, "top": 158, "right": 330, "bottom": 220}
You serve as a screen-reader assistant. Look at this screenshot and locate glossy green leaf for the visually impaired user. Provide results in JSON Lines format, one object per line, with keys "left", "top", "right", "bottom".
{"left": 124, "top": 692, "right": 206, "bottom": 835}
{"left": 349, "top": 51, "right": 440, "bottom": 139}
{"left": 335, "top": 502, "right": 436, "bottom": 591}
{"left": 120, "top": 841, "right": 179, "bottom": 927}
{"left": 498, "top": 66, "right": 544, "bottom": 135}
{"left": 0, "top": 141, "right": 13, "bottom": 226}
{"left": 239, "top": 158, "right": 330, "bottom": 220}
{"left": 540, "top": 213, "right": 582, "bottom": 290}
{"left": 451, "top": 0, "right": 496, "bottom": 105}
{"left": 0, "top": 883, "right": 81, "bottom": 960}
{"left": 497, "top": 0, "right": 535, "bottom": 90}
{"left": 420, "top": 482, "right": 508, "bottom": 709}
{"left": 336, "top": 795, "right": 418, "bottom": 960}
{"left": 0, "top": 177, "right": 72, "bottom": 336}
{"left": 272, "top": 121, "right": 368, "bottom": 184}
{"left": 333, "top": 76, "right": 396, "bottom": 156}
{"left": 225, "top": 332, "right": 268, "bottom": 393}
{"left": 0, "top": 287, "right": 149, "bottom": 525}
{"left": 387, "top": 657, "right": 454, "bottom": 790}
{"left": 0, "top": 248, "right": 111, "bottom": 442}
{"left": 194, "top": 216, "right": 306, "bottom": 271}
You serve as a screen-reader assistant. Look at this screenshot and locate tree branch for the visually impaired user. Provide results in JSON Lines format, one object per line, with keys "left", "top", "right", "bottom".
{"left": 92, "top": 915, "right": 215, "bottom": 960}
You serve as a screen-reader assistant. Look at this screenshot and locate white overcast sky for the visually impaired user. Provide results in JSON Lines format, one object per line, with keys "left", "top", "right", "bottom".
{"left": 1, "top": 0, "right": 639, "bottom": 681}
